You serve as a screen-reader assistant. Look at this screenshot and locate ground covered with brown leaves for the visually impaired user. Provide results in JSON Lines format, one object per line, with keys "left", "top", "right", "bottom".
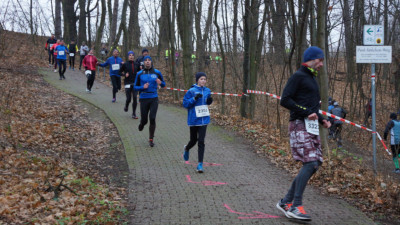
{"left": 0, "top": 32, "right": 130, "bottom": 224}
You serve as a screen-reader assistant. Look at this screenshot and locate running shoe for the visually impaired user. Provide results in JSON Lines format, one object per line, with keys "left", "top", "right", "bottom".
{"left": 394, "top": 169, "right": 400, "bottom": 174}
{"left": 54, "top": 69, "right": 57, "bottom": 73}
{"left": 287, "top": 206, "right": 311, "bottom": 221}
{"left": 124, "top": 106, "right": 128, "bottom": 112}
{"left": 138, "top": 124, "right": 144, "bottom": 131}
{"left": 59, "top": 77, "right": 62, "bottom": 80}
{"left": 112, "top": 98, "right": 116, "bottom": 103}
{"left": 196, "top": 162, "right": 204, "bottom": 173}
{"left": 62, "top": 75, "right": 66, "bottom": 79}
{"left": 183, "top": 145, "right": 189, "bottom": 161}
{"left": 72, "top": 68, "right": 74, "bottom": 71}
{"left": 149, "top": 139, "right": 154, "bottom": 147}
{"left": 132, "top": 114, "right": 138, "bottom": 119}
{"left": 86, "top": 88, "right": 90, "bottom": 93}
{"left": 276, "top": 199, "right": 293, "bottom": 218}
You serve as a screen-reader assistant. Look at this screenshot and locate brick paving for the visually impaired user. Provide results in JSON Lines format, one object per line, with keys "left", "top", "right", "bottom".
{"left": 41, "top": 67, "right": 375, "bottom": 224}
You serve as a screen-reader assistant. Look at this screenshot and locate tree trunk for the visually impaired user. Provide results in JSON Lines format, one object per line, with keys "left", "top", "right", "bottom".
{"left": 111, "top": 0, "right": 128, "bottom": 54}
{"left": 158, "top": 0, "right": 170, "bottom": 55}
{"left": 108, "top": 0, "right": 118, "bottom": 47}
{"left": 78, "top": 0, "right": 86, "bottom": 44}
{"left": 214, "top": 0, "right": 226, "bottom": 114}
{"left": 128, "top": 0, "right": 140, "bottom": 50}
{"left": 270, "top": 0, "right": 286, "bottom": 64}
{"left": 55, "top": 0, "right": 62, "bottom": 38}
{"left": 177, "top": 0, "right": 194, "bottom": 89}
{"left": 316, "top": 0, "right": 329, "bottom": 158}
{"left": 62, "top": 0, "right": 77, "bottom": 43}
{"left": 195, "top": 0, "right": 215, "bottom": 72}
{"left": 95, "top": 0, "right": 106, "bottom": 53}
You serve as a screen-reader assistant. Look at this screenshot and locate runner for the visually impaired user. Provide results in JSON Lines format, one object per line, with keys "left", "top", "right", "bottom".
{"left": 79, "top": 41, "right": 89, "bottom": 70}
{"left": 134, "top": 56, "right": 166, "bottom": 147}
{"left": 45, "top": 34, "right": 57, "bottom": 67}
{"left": 330, "top": 101, "right": 347, "bottom": 147}
{"left": 98, "top": 49, "right": 124, "bottom": 102}
{"left": 54, "top": 39, "right": 69, "bottom": 80}
{"left": 384, "top": 113, "right": 400, "bottom": 173}
{"left": 277, "top": 46, "right": 330, "bottom": 221}
{"left": 82, "top": 49, "right": 98, "bottom": 93}
{"left": 100, "top": 44, "right": 108, "bottom": 60}
{"left": 135, "top": 48, "right": 149, "bottom": 72}
{"left": 182, "top": 72, "right": 213, "bottom": 173}
{"left": 165, "top": 49, "right": 170, "bottom": 65}
{"left": 67, "top": 40, "right": 79, "bottom": 70}
{"left": 120, "top": 51, "right": 139, "bottom": 119}
{"left": 50, "top": 39, "right": 60, "bottom": 72}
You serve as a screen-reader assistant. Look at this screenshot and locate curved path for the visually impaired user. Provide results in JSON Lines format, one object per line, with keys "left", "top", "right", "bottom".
{"left": 41, "top": 67, "right": 375, "bottom": 224}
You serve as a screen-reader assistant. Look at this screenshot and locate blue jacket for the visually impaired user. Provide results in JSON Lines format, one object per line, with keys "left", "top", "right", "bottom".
{"left": 99, "top": 56, "right": 124, "bottom": 76}
{"left": 55, "top": 45, "right": 68, "bottom": 60}
{"left": 183, "top": 84, "right": 212, "bottom": 126}
{"left": 134, "top": 67, "right": 166, "bottom": 99}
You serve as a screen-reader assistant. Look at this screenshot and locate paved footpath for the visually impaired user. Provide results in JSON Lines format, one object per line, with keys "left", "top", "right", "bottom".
{"left": 41, "top": 67, "right": 375, "bottom": 225}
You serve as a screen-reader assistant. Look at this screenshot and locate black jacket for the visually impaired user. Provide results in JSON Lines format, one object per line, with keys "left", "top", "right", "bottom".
{"left": 280, "top": 66, "right": 324, "bottom": 124}
{"left": 135, "top": 56, "right": 145, "bottom": 72}
{"left": 119, "top": 60, "right": 138, "bottom": 85}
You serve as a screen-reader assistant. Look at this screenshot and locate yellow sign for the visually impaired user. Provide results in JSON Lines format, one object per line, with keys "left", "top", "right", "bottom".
{"left": 376, "top": 38, "right": 381, "bottom": 44}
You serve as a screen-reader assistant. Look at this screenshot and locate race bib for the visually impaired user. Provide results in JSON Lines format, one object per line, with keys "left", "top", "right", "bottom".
{"left": 58, "top": 51, "right": 65, "bottom": 56}
{"left": 101, "top": 51, "right": 105, "bottom": 55}
{"left": 50, "top": 44, "right": 54, "bottom": 48}
{"left": 195, "top": 105, "right": 210, "bottom": 117}
{"left": 69, "top": 53, "right": 74, "bottom": 57}
{"left": 112, "top": 64, "right": 120, "bottom": 70}
{"left": 304, "top": 118, "right": 319, "bottom": 135}
{"left": 124, "top": 84, "right": 131, "bottom": 88}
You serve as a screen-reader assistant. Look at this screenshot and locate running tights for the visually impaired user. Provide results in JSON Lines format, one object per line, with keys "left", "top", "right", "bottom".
{"left": 87, "top": 70, "right": 96, "bottom": 90}
{"left": 58, "top": 59, "right": 66, "bottom": 78}
{"left": 110, "top": 76, "right": 121, "bottom": 98}
{"left": 185, "top": 125, "right": 207, "bottom": 163}
{"left": 139, "top": 97, "right": 158, "bottom": 139}
{"left": 125, "top": 86, "right": 138, "bottom": 114}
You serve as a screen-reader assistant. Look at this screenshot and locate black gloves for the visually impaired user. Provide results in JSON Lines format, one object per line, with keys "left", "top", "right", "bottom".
{"left": 206, "top": 96, "right": 213, "bottom": 105}
{"left": 194, "top": 93, "right": 203, "bottom": 100}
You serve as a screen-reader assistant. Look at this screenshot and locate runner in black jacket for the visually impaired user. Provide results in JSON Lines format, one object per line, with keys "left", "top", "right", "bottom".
{"left": 120, "top": 51, "right": 139, "bottom": 119}
{"left": 135, "top": 48, "right": 149, "bottom": 72}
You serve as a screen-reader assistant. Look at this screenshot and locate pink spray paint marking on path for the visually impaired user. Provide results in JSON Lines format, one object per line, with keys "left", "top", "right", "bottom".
{"left": 224, "top": 204, "right": 280, "bottom": 219}
{"left": 185, "top": 175, "right": 227, "bottom": 186}
{"left": 184, "top": 161, "right": 224, "bottom": 166}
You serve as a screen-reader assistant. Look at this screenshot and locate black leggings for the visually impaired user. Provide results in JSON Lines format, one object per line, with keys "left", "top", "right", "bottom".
{"left": 79, "top": 55, "right": 85, "bottom": 69}
{"left": 282, "top": 160, "right": 320, "bottom": 207}
{"left": 48, "top": 50, "right": 54, "bottom": 64}
{"left": 186, "top": 125, "right": 207, "bottom": 163}
{"left": 110, "top": 76, "right": 121, "bottom": 98}
{"left": 139, "top": 97, "right": 158, "bottom": 139}
{"left": 87, "top": 70, "right": 96, "bottom": 90}
{"left": 125, "top": 86, "right": 138, "bottom": 114}
{"left": 58, "top": 59, "right": 66, "bottom": 77}
{"left": 69, "top": 56, "right": 75, "bottom": 68}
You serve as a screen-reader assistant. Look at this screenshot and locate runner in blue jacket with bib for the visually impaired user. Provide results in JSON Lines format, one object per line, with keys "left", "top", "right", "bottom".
{"left": 98, "top": 49, "right": 124, "bottom": 102}
{"left": 134, "top": 56, "right": 166, "bottom": 147}
{"left": 182, "top": 72, "right": 213, "bottom": 173}
{"left": 384, "top": 113, "right": 400, "bottom": 173}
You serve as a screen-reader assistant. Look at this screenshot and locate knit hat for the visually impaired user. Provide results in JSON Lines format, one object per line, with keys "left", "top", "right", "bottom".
{"left": 195, "top": 72, "right": 207, "bottom": 82}
{"left": 142, "top": 48, "right": 149, "bottom": 54}
{"left": 127, "top": 51, "right": 135, "bottom": 57}
{"left": 390, "top": 113, "right": 397, "bottom": 120}
{"left": 303, "top": 46, "right": 324, "bottom": 62}
{"left": 143, "top": 55, "right": 152, "bottom": 61}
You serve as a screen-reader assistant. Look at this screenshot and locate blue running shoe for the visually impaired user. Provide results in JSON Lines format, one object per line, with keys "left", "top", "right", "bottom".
{"left": 196, "top": 162, "right": 204, "bottom": 173}
{"left": 183, "top": 145, "right": 189, "bottom": 161}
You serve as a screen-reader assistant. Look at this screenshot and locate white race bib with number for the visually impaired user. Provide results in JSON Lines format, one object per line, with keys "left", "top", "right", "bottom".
{"left": 304, "top": 118, "right": 319, "bottom": 135}
{"left": 124, "top": 84, "right": 131, "bottom": 88}
{"left": 69, "top": 53, "right": 74, "bottom": 57}
{"left": 85, "top": 70, "right": 92, "bottom": 76}
{"left": 58, "top": 51, "right": 65, "bottom": 56}
{"left": 101, "top": 51, "right": 105, "bottom": 55}
{"left": 195, "top": 105, "right": 210, "bottom": 117}
{"left": 112, "top": 64, "right": 120, "bottom": 70}
{"left": 50, "top": 44, "right": 54, "bottom": 48}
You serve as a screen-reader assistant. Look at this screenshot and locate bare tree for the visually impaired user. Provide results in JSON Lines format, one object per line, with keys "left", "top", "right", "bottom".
{"left": 95, "top": 0, "right": 106, "bottom": 52}
{"left": 128, "top": 0, "right": 140, "bottom": 50}
{"left": 55, "top": 0, "right": 62, "bottom": 38}
{"left": 108, "top": 0, "right": 118, "bottom": 48}
{"left": 62, "top": 0, "right": 77, "bottom": 42}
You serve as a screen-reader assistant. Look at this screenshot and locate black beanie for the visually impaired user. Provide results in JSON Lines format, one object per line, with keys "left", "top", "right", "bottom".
{"left": 390, "top": 113, "right": 397, "bottom": 120}
{"left": 195, "top": 72, "right": 207, "bottom": 82}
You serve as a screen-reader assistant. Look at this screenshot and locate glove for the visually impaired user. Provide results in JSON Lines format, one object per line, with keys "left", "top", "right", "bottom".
{"left": 45, "top": 47, "right": 47, "bottom": 51}
{"left": 194, "top": 93, "right": 203, "bottom": 100}
{"left": 206, "top": 96, "right": 213, "bottom": 105}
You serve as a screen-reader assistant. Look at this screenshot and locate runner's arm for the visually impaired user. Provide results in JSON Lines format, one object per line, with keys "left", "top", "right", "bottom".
{"left": 280, "top": 75, "right": 314, "bottom": 118}
{"left": 384, "top": 120, "right": 394, "bottom": 140}
{"left": 183, "top": 91, "right": 196, "bottom": 108}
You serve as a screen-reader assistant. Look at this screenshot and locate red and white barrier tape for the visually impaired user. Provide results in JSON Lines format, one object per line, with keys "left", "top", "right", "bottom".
{"left": 163, "top": 87, "right": 245, "bottom": 96}
{"left": 247, "top": 89, "right": 391, "bottom": 155}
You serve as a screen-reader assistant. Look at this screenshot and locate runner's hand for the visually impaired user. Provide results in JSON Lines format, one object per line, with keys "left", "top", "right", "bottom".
{"left": 322, "top": 120, "right": 331, "bottom": 128}
{"left": 194, "top": 93, "right": 203, "bottom": 100}
{"left": 126, "top": 73, "right": 129, "bottom": 77}
{"left": 143, "top": 83, "right": 149, "bottom": 89}
{"left": 156, "top": 78, "right": 161, "bottom": 85}
{"left": 308, "top": 113, "right": 318, "bottom": 120}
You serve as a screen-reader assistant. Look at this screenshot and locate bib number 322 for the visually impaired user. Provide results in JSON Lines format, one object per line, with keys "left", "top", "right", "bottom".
{"left": 304, "top": 118, "right": 319, "bottom": 135}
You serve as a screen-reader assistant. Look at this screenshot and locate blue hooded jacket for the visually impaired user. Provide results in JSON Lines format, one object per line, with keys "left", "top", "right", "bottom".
{"left": 99, "top": 56, "right": 124, "bottom": 76}
{"left": 134, "top": 67, "right": 166, "bottom": 99}
{"left": 183, "top": 84, "right": 212, "bottom": 126}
